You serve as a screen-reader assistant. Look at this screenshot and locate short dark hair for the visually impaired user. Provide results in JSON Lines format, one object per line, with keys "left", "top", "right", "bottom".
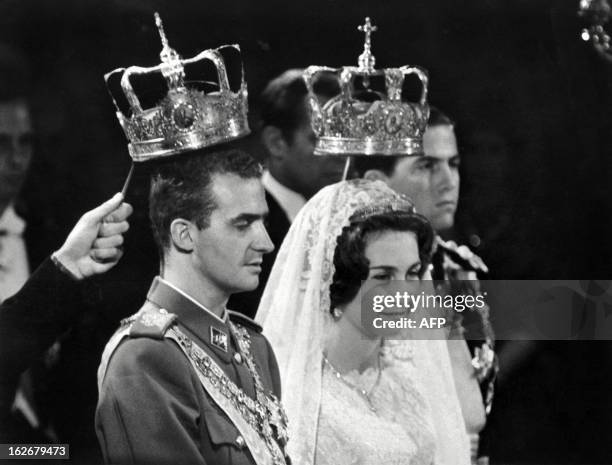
{"left": 329, "top": 210, "right": 434, "bottom": 311}
{"left": 0, "top": 44, "right": 31, "bottom": 102}
{"left": 352, "top": 105, "right": 454, "bottom": 178}
{"left": 257, "top": 68, "right": 339, "bottom": 142}
{"left": 428, "top": 105, "right": 454, "bottom": 128}
{"left": 149, "top": 147, "right": 262, "bottom": 254}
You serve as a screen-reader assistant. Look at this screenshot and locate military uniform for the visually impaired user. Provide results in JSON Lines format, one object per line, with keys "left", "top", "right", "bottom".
{"left": 96, "top": 277, "right": 289, "bottom": 465}
{"left": 432, "top": 238, "right": 497, "bottom": 465}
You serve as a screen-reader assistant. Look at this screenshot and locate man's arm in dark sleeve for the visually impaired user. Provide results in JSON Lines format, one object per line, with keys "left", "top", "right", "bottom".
{"left": 0, "top": 257, "right": 84, "bottom": 442}
{"left": 0, "top": 257, "right": 83, "bottom": 378}
{"left": 0, "top": 193, "right": 132, "bottom": 442}
{"left": 0, "top": 192, "right": 132, "bottom": 377}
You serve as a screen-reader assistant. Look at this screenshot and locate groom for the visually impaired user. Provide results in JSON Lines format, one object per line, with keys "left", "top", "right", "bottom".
{"left": 96, "top": 149, "right": 290, "bottom": 465}
{"left": 96, "top": 15, "right": 289, "bottom": 465}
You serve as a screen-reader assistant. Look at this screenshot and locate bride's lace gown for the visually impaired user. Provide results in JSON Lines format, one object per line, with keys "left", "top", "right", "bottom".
{"left": 315, "top": 354, "right": 436, "bottom": 465}
{"left": 258, "top": 181, "right": 470, "bottom": 464}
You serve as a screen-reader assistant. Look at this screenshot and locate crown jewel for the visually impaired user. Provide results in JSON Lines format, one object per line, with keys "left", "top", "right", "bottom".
{"left": 304, "top": 17, "right": 429, "bottom": 156}
{"left": 105, "top": 13, "right": 249, "bottom": 162}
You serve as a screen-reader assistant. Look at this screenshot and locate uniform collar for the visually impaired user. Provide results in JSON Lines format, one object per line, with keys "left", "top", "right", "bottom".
{"left": 146, "top": 277, "right": 233, "bottom": 362}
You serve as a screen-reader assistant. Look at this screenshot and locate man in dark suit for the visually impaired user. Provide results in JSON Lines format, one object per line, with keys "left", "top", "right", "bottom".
{"left": 229, "top": 69, "right": 347, "bottom": 318}
{"left": 0, "top": 43, "right": 134, "bottom": 448}
{"left": 0, "top": 44, "right": 34, "bottom": 305}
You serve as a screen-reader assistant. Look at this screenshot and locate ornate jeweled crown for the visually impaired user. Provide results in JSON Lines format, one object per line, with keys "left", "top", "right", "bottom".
{"left": 105, "top": 13, "right": 249, "bottom": 162}
{"left": 303, "top": 18, "right": 429, "bottom": 156}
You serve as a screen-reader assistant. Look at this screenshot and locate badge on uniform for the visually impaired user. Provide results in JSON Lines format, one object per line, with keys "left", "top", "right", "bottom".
{"left": 210, "top": 327, "right": 228, "bottom": 352}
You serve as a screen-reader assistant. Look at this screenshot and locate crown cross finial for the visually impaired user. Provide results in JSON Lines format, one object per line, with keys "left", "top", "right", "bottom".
{"left": 358, "top": 17, "right": 378, "bottom": 46}
{"left": 153, "top": 13, "right": 185, "bottom": 89}
{"left": 357, "top": 17, "right": 377, "bottom": 72}
{"left": 303, "top": 18, "right": 430, "bottom": 157}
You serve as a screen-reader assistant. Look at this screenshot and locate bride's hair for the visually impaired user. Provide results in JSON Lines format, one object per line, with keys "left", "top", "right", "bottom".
{"left": 329, "top": 210, "right": 434, "bottom": 312}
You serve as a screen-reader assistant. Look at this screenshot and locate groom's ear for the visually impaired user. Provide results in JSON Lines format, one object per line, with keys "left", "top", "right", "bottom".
{"left": 169, "top": 218, "right": 196, "bottom": 253}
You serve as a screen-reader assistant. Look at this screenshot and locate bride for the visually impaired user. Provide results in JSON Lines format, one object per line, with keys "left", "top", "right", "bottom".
{"left": 257, "top": 179, "right": 470, "bottom": 465}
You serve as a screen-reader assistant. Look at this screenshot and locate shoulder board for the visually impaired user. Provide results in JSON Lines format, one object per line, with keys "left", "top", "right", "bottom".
{"left": 228, "top": 310, "right": 262, "bottom": 333}
{"left": 129, "top": 307, "right": 177, "bottom": 340}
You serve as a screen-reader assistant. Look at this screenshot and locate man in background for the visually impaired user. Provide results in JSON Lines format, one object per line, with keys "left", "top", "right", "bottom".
{"left": 0, "top": 43, "right": 34, "bottom": 302}
{"left": 230, "top": 69, "right": 347, "bottom": 317}
{"left": 0, "top": 42, "right": 41, "bottom": 441}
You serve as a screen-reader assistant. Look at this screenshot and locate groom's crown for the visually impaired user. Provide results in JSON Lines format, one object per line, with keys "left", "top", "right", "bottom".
{"left": 303, "top": 17, "right": 429, "bottom": 156}
{"left": 105, "top": 13, "right": 249, "bottom": 162}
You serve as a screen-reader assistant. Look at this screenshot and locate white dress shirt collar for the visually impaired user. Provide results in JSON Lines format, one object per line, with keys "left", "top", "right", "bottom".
{"left": 0, "top": 205, "right": 26, "bottom": 235}
{"left": 262, "top": 170, "right": 306, "bottom": 223}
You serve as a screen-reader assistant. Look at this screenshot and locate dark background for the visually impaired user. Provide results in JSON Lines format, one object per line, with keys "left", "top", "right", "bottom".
{"left": 2, "top": 0, "right": 612, "bottom": 463}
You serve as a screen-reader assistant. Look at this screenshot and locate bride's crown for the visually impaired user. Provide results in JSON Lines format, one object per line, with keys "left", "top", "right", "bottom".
{"left": 351, "top": 198, "right": 417, "bottom": 222}
{"left": 303, "top": 17, "right": 429, "bottom": 156}
{"left": 105, "top": 13, "right": 249, "bottom": 162}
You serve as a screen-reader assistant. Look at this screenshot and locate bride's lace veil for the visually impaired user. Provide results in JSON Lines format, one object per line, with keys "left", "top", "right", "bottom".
{"left": 256, "top": 179, "right": 469, "bottom": 465}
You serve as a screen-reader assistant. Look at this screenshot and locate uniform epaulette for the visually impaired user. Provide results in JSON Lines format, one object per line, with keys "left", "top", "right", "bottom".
{"left": 228, "top": 310, "right": 262, "bottom": 333}
{"left": 129, "top": 307, "right": 177, "bottom": 340}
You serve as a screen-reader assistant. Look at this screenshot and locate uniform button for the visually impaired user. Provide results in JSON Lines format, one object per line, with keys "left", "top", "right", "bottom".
{"left": 233, "top": 352, "right": 243, "bottom": 364}
{"left": 235, "top": 435, "right": 245, "bottom": 448}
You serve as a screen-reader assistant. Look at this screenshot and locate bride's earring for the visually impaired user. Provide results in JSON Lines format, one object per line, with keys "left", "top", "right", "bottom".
{"left": 332, "top": 308, "right": 343, "bottom": 320}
